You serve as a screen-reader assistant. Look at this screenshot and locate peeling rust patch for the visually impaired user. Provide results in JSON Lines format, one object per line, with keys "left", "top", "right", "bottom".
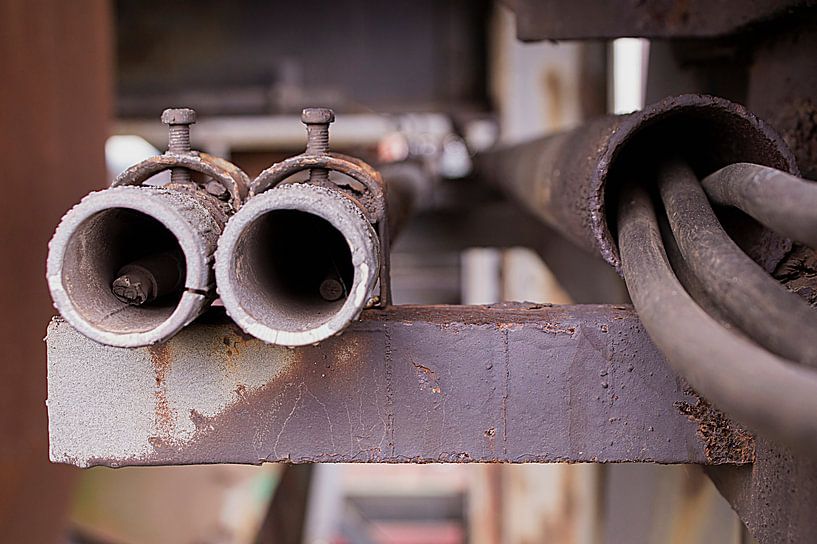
{"left": 675, "top": 388, "right": 755, "bottom": 465}
{"left": 148, "top": 342, "right": 175, "bottom": 445}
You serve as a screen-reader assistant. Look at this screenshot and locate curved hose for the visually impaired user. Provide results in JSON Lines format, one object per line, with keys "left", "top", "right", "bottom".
{"left": 618, "top": 180, "right": 817, "bottom": 456}
{"left": 658, "top": 159, "right": 817, "bottom": 368}
{"left": 702, "top": 163, "right": 817, "bottom": 249}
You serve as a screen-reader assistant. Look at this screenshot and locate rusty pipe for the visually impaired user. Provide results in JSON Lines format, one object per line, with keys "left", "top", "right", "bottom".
{"left": 215, "top": 182, "right": 381, "bottom": 347}
{"left": 474, "top": 94, "right": 799, "bottom": 272}
{"left": 215, "top": 162, "right": 430, "bottom": 347}
{"left": 46, "top": 109, "right": 249, "bottom": 347}
{"left": 216, "top": 107, "right": 431, "bottom": 347}
{"left": 46, "top": 185, "right": 228, "bottom": 347}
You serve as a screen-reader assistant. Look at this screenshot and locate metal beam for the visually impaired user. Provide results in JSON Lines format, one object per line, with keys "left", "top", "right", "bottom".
{"left": 46, "top": 304, "right": 752, "bottom": 467}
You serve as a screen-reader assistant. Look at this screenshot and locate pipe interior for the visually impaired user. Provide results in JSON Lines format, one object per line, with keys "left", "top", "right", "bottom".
{"left": 232, "top": 209, "right": 355, "bottom": 332}
{"left": 605, "top": 104, "right": 794, "bottom": 268}
{"left": 61, "top": 208, "right": 187, "bottom": 334}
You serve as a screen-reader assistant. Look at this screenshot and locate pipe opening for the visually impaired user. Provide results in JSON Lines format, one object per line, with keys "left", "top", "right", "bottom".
{"left": 232, "top": 209, "right": 355, "bottom": 332}
{"left": 60, "top": 208, "right": 187, "bottom": 334}
{"left": 604, "top": 101, "right": 796, "bottom": 270}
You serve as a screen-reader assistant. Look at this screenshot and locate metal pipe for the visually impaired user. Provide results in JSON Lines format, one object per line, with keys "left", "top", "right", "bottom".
{"left": 617, "top": 180, "right": 817, "bottom": 456}
{"left": 702, "top": 163, "right": 817, "bottom": 249}
{"left": 215, "top": 183, "right": 380, "bottom": 347}
{"left": 474, "top": 94, "right": 798, "bottom": 272}
{"left": 47, "top": 186, "right": 226, "bottom": 347}
{"left": 216, "top": 109, "right": 430, "bottom": 347}
{"left": 658, "top": 159, "right": 817, "bottom": 367}
{"left": 47, "top": 108, "right": 249, "bottom": 347}
{"left": 215, "top": 163, "right": 430, "bottom": 347}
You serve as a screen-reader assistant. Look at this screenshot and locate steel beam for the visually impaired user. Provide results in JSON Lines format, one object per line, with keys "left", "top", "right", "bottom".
{"left": 46, "top": 304, "right": 752, "bottom": 468}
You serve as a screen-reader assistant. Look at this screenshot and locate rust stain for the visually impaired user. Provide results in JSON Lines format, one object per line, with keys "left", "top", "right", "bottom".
{"left": 333, "top": 336, "right": 365, "bottom": 370}
{"left": 130, "top": 331, "right": 388, "bottom": 464}
{"left": 539, "top": 323, "right": 577, "bottom": 335}
{"left": 148, "top": 342, "right": 176, "bottom": 445}
{"left": 222, "top": 334, "right": 244, "bottom": 371}
{"left": 675, "top": 388, "right": 755, "bottom": 464}
{"left": 411, "top": 359, "right": 441, "bottom": 394}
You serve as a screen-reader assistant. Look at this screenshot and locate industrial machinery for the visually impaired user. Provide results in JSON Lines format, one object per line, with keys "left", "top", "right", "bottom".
{"left": 43, "top": 1, "right": 817, "bottom": 542}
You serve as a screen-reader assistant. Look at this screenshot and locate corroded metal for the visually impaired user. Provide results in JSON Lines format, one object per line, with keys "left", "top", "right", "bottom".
{"left": 46, "top": 304, "right": 752, "bottom": 467}
{"left": 112, "top": 151, "right": 248, "bottom": 212}
{"left": 475, "top": 94, "right": 798, "bottom": 272}
{"left": 217, "top": 108, "right": 404, "bottom": 347}
{"left": 250, "top": 152, "right": 386, "bottom": 223}
{"left": 47, "top": 109, "right": 250, "bottom": 347}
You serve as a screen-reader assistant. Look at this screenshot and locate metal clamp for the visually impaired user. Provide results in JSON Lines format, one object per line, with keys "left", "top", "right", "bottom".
{"left": 112, "top": 108, "right": 249, "bottom": 211}
{"left": 248, "top": 108, "right": 392, "bottom": 306}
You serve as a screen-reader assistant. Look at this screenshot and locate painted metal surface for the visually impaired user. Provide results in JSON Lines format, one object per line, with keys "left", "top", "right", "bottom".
{"left": 46, "top": 304, "right": 752, "bottom": 468}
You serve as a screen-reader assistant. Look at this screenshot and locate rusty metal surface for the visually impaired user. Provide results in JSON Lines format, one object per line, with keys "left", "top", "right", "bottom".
{"left": 251, "top": 152, "right": 386, "bottom": 223}
{"left": 475, "top": 94, "right": 797, "bottom": 273}
{"left": 113, "top": 150, "right": 248, "bottom": 212}
{"left": 747, "top": 12, "right": 817, "bottom": 179}
{"left": 708, "top": 439, "right": 817, "bottom": 544}
{"left": 46, "top": 304, "right": 751, "bottom": 467}
{"left": 504, "top": 0, "right": 812, "bottom": 40}
{"left": 708, "top": 247, "right": 817, "bottom": 543}
{"left": 0, "top": 0, "right": 112, "bottom": 539}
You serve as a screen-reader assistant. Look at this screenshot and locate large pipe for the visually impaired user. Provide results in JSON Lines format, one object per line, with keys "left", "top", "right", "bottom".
{"left": 215, "top": 182, "right": 380, "bottom": 347}
{"left": 47, "top": 108, "right": 249, "bottom": 347}
{"left": 474, "top": 94, "right": 799, "bottom": 272}
{"left": 47, "top": 185, "right": 226, "bottom": 347}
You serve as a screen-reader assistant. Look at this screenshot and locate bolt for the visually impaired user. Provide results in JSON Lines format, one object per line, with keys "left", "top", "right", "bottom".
{"left": 111, "top": 250, "right": 185, "bottom": 306}
{"left": 162, "top": 107, "right": 197, "bottom": 185}
{"left": 204, "top": 180, "right": 229, "bottom": 200}
{"left": 302, "top": 107, "right": 334, "bottom": 184}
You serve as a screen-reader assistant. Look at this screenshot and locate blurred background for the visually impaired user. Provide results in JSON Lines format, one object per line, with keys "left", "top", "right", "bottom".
{"left": 1, "top": 1, "right": 748, "bottom": 542}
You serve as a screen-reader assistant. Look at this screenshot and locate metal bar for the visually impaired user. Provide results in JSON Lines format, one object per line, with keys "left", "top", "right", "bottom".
{"left": 702, "top": 163, "right": 817, "bottom": 249}
{"left": 46, "top": 304, "right": 752, "bottom": 468}
{"left": 255, "top": 464, "right": 313, "bottom": 544}
{"left": 658, "top": 159, "right": 817, "bottom": 367}
{"left": 617, "top": 181, "right": 817, "bottom": 457}
{"left": 708, "top": 438, "right": 817, "bottom": 543}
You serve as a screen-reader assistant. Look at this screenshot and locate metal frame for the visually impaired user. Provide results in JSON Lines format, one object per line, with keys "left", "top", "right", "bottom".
{"left": 46, "top": 304, "right": 752, "bottom": 468}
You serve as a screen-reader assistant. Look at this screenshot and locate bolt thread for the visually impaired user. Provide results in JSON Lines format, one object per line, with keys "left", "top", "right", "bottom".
{"left": 171, "top": 168, "right": 191, "bottom": 185}
{"left": 305, "top": 124, "right": 330, "bottom": 155}
{"left": 168, "top": 124, "right": 191, "bottom": 154}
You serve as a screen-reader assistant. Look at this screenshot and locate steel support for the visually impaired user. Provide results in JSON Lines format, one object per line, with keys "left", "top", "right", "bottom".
{"left": 46, "top": 304, "right": 752, "bottom": 468}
